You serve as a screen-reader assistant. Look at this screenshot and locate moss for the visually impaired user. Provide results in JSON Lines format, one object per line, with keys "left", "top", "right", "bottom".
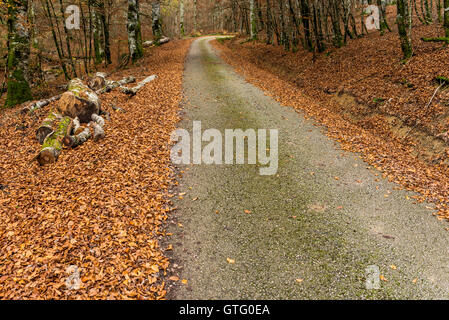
{"left": 5, "top": 69, "right": 32, "bottom": 108}
{"left": 41, "top": 117, "right": 71, "bottom": 150}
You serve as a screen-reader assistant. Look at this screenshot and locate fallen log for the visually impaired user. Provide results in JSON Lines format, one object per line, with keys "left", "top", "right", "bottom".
{"left": 421, "top": 37, "right": 449, "bottom": 44}
{"left": 71, "top": 117, "right": 83, "bottom": 135}
{"left": 63, "top": 125, "right": 91, "bottom": 148}
{"left": 56, "top": 78, "right": 101, "bottom": 123}
{"left": 91, "top": 113, "right": 105, "bottom": 127}
{"left": 37, "top": 116, "right": 72, "bottom": 165}
{"left": 36, "top": 112, "right": 61, "bottom": 144}
{"left": 143, "top": 37, "right": 170, "bottom": 46}
{"left": 121, "top": 75, "right": 157, "bottom": 96}
{"left": 87, "top": 72, "right": 107, "bottom": 91}
{"left": 90, "top": 122, "right": 105, "bottom": 141}
{"left": 90, "top": 113, "right": 105, "bottom": 141}
{"left": 22, "top": 94, "right": 62, "bottom": 114}
{"left": 102, "top": 76, "right": 136, "bottom": 93}
{"left": 87, "top": 72, "right": 136, "bottom": 93}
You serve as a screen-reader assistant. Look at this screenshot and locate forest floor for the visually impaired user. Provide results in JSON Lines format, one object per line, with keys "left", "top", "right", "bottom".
{"left": 212, "top": 24, "right": 449, "bottom": 221}
{"left": 0, "top": 39, "right": 193, "bottom": 299}
{"left": 168, "top": 37, "right": 449, "bottom": 299}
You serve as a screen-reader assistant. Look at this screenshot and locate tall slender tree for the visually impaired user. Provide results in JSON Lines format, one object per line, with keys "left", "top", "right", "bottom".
{"left": 127, "top": 0, "right": 143, "bottom": 62}
{"left": 5, "top": 0, "right": 32, "bottom": 107}
{"left": 250, "top": 0, "right": 257, "bottom": 40}
{"left": 396, "top": 0, "right": 413, "bottom": 59}
{"left": 152, "top": 0, "right": 162, "bottom": 44}
{"left": 180, "top": 0, "right": 185, "bottom": 37}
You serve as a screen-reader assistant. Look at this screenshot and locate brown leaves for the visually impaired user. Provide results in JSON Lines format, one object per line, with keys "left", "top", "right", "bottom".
{"left": 0, "top": 39, "right": 193, "bottom": 299}
{"left": 213, "top": 34, "right": 449, "bottom": 223}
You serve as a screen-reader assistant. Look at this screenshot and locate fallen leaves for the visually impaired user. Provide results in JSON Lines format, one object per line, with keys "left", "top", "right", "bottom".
{"left": 226, "top": 258, "right": 235, "bottom": 264}
{"left": 0, "top": 39, "right": 194, "bottom": 299}
{"left": 213, "top": 34, "right": 449, "bottom": 222}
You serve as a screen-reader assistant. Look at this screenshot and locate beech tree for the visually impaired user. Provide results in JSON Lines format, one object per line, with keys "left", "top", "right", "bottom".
{"left": 180, "top": 0, "right": 185, "bottom": 37}
{"left": 250, "top": 0, "right": 257, "bottom": 40}
{"left": 128, "top": 0, "right": 143, "bottom": 62}
{"left": 397, "top": 0, "right": 413, "bottom": 59}
{"left": 5, "top": 0, "right": 32, "bottom": 107}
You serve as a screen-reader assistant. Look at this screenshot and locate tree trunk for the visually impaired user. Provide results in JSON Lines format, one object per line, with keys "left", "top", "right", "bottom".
{"left": 120, "top": 75, "right": 157, "bottom": 95}
{"left": 152, "top": 0, "right": 163, "bottom": 44}
{"left": 5, "top": 0, "right": 33, "bottom": 107}
{"left": 193, "top": 0, "right": 198, "bottom": 32}
{"left": 36, "top": 112, "right": 60, "bottom": 145}
{"left": 397, "top": 0, "right": 413, "bottom": 59}
{"left": 63, "top": 124, "right": 91, "bottom": 148}
{"left": 180, "top": 0, "right": 185, "bottom": 37}
{"left": 301, "top": 0, "right": 314, "bottom": 51}
{"left": 445, "top": 0, "right": 449, "bottom": 37}
{"left": 266, "top": 0, "right": 274, "bottom": 44}
{"left": 42, "top": 0, "right": 69, "bottom": 80}
{"left": 98, "top": 1, "right": 111, "bottom": 65}
{"left": 128, "top": 0, "right": 143, "bottom": 62}
{"left": 92, "top": 9, "right": 103, "bottom": 65}
{"left": 330, "top": 0, "right": 343, "bottom": 47}
{"left": 37, "top": 116, "right": 72, "bottom": 166}
{"left": 312, "top": 0, "right": 326, "bottom": 52}
{"left": 250, "top": 0, "right": 257, "bottom": 40}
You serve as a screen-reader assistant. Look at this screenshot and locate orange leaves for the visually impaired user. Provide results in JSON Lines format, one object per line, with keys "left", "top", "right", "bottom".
{"left": 213, "top": 36, "right": 449, "bottom": 224}
{"left": 0, "top": 39, "right": 194, "bottom": 299}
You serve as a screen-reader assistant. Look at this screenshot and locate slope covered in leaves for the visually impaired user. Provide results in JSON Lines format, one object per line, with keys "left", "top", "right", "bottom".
{"left": 212, "top": 28, "right": 449, "bottom": 221}
{"left": 0, "top": 39, "right": 192, "bottom": 299}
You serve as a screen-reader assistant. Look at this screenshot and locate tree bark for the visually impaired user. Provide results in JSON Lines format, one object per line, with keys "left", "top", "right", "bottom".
{"left": 128, "top": 0, "right": 143, "bottom": 62}
{"left": 36, "top": 112, "right": 60, "bottom": 145}
{"left": 152, "top": 0, "right": 163, "bottom": 45}
{"left": 250, "top": 0, "right": 257, "bottom": 40}
{"left": 63, "top": 125, "right": 91, "bottom": 148}
{"left": 180, "top": 0, "right": 185, "bottom": 37}
{"left": 37, "top": 116, "right": 72, "bottom": 165}
{"left": 5, "top": 0, "right": 33, "bottom": 107}
{"left": 397, "top": 0, "right": 413, "bottom": 59}
{"left": 120, "top": 75, "right": 157, "bottom": 95}
{"left": 445, "top": 0, "right": 449, "bottom": 37}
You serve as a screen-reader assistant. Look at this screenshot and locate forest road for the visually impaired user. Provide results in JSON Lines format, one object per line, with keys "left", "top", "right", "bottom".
{"left": 167, "top": 37, "right": 449, "bottom": 299}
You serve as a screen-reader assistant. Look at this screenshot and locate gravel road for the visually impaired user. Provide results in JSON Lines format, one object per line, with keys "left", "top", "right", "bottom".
{"left": 167, "top": 37, "right": 449, "bottom": 299}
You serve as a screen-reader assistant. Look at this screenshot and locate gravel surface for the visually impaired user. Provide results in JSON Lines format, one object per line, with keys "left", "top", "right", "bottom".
{"left": 167, "top": 37, "right": 449, "bottom": 299}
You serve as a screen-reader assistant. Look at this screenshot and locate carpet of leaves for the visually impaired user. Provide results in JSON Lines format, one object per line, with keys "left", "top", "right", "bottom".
{"left": 212, "top": 26, "right": 449, "bottom": 221}
{"left": 0, "top": 39, "right": 192, "bottom": 299}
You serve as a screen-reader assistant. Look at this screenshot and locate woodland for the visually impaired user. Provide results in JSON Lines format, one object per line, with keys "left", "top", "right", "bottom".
{"left": 1, "top": 0, "right": 449, "bottom": 300}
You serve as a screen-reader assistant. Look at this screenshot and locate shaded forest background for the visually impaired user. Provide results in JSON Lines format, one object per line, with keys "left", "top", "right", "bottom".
{"left": 1, "top": 0, "right": 449, "bottom": 107}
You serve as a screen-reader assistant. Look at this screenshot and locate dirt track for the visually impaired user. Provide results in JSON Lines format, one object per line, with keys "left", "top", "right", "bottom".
{"left": 168, "top": 37, "right": 449, "bottom": 299}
